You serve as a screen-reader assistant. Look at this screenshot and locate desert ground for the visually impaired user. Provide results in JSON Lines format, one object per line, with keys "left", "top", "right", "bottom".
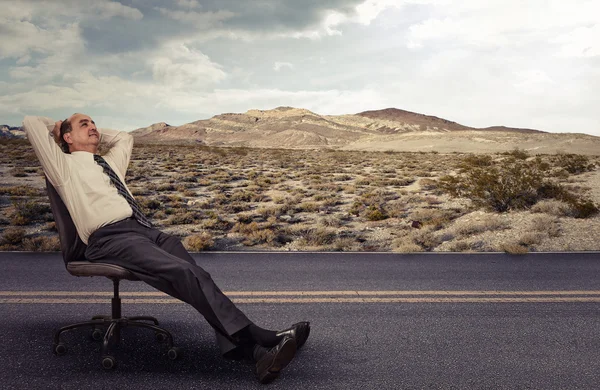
{"left": 0, "top": 138, "right": 599, "bottom": 253}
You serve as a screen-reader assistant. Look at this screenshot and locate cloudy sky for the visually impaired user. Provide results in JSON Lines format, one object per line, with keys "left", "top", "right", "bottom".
{"left": 1, "top": 0, "right": 599, "bottom": 136}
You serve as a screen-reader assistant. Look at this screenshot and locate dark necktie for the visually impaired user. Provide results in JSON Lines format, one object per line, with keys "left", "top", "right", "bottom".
{"left": 93, "top": 154, "right": 152, "bottom": 228}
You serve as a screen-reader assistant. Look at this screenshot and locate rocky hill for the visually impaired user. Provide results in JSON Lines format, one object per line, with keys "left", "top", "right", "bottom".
{"left": 132, "top": 107, "right": 600, "bottom": 155}
{"left": 0, "top": 125, "right": 25, "bottom": 139}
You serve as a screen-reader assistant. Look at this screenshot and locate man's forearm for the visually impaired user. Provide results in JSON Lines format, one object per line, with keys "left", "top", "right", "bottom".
{"left": 22, "top": 116, "right": 68, "bottom": 186}
{"left": 100, "top": 128, "right": 134, "bottom": 176}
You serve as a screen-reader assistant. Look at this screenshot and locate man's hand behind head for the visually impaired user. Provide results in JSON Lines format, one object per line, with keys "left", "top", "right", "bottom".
{"left": 52, "top": 120, "right": 63, "bottom": 145}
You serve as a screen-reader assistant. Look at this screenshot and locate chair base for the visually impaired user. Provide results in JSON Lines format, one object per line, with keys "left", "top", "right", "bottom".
{"left": 53, "top": 314, "right": 181, "bottom": 369}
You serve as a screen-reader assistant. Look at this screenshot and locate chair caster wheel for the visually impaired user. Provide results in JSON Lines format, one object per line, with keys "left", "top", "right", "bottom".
{"left": 167, "top": 347, "right": 181, "bottom": 360}
{"left": 91, "top": 328, "right": 104, "bottom": 341}
{"left": 102, "top": 356, "right": 116, "bottom": 370}
{"left": 54, "top": 342, "right": 67, "bottom": 356}
{"left": 155, "top": 332, "right": 167, "bottom": 342}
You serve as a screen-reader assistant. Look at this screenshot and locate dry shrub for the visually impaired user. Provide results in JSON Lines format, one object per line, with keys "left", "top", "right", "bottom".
{"left": 332, "top": 237, "right": 358, "bottom": 251}
{"left": 319, "top": 216, "right": 344, "bottom": 228}
{"left": 551, "top": 154, "right": 595, "bottom": 174}
{"left": 392, "top": 241, "right": 424, "bottom": 253}
{"left": 399, "top": 228, "right": 442, "bottom": 251}
{"left": 500, "top": 242, "right": 529, "bottom": 254}
{"left": 530, "top": 215, "right": 559, "bottom": 234}
{"left": 518, "top": 232, "right": 544, "bottom": 246}
{"left": 1, "top": 227, "right": 26, "bottom": 245}
{"left": 385, "top": 201, "right": 409, "bottom": 218}
{"left": 243, "top": 229, "right": 277, "bottom": 246}
{"left": 296, "top": 202, "right": 321, "bottom": 213}
{"left": 440, "top": 155, "right": 599, "bottom": 217}
{"left": 447, "top": 240, "right": 474, "bottom": 252}
{"left": 201, "top": 217, "right": 231, "bottom": 231}
{"left": 184, "top": 232, "right": 214, "bottom": 251}
{"left": 418, "top": 178, "right": 438, "bottom": 191}
{"left": 295, "top": 227, "right": 337, "bottom": 247}
{"left": 0, "top": 186, "right": 43, "bottom": 197}
{"left": 166, "top": 212, "right": 201, "bottom": 225}
{"left": 11, "top": 200, "right": 52, "bottom": 226}
{"left": 364, "top": 206, "right": 388, "bottom": 221}
{"left": 232, "top": 221, "right": 259, "bottom": 234}
{"left": 409, "top": 208, "right": 456, "bottom": 230}
{"left": 22, "top": 235, "right": 60, "bottom": 251}
{"left": 530, "top": 200, "right": 571, "bottom": 217}
{"left": 455, "top": 215, "right": 508, "bottom": 237}
{"left": 257, "top": 205, "right": 288, "bottom": 218}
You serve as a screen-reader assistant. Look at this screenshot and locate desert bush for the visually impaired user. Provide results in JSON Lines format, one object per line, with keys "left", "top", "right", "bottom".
{"left": 460, "top": 154, "right": 494, "bottom": 168}
{"left": 411, "top": 229, "right": 442, "bottom": 251}
{"left": 530, "top": 200, "right": 571, "bottom": 217}
{"left": 201, "top": 216, "right": 231, "bottom": 231}
{"left": 0, "top": 186, "right": 43, "bottom": 197}
{"left": 319, "top": 215, "right": 344, "bottom": 228}
{"left": 166, "top": 212, "right": 201, "bottom": 225}
{"left": 551, "top": 154, "right": 595, "bottom": 174}
{"left": 232, "top": 221, "right": 260, "bottom": 235}
{"left": 518, "top": 232, "right": 544, "bottom": 247}
{"left": 419, "top": 178, "right": 439, "bottom": 191}
{"left": 447, "top": 240, "right": 475, "bottom": 252}
{"left": 22, "top": 235, "right": 60, "bottom": 251}
{"left": 184, "top": 232, "right": 214, "bottom": 251}
{"left": 296, "top": 202, "right": 321, "bottom": 213}
{"left": 1, "top": 227, "right": 26, "bottom": 245}
{"left": 11, "top": 200, "right": 52, "bottom": 225}
{"left": 364, "top": 205, "right": 388, "bottom": 221}
{"left": 138, "top": 198, "right": 161, "bottom": 210}
{"left": 392, "top": 241, "right": 424, "bottom": 253}
{"left": 10, "top": 168, "right": 28, "bottom": 177}
{"left": 157, "top": 183, "right": 176, "bottom": 191}
{"left": 295, "top": 227, "right": 337, "bottom": 247}
{"left": 502, "top": 148, "right": 529, "bottom": 160}
{"left": 409, "top": 208, "right": 457, "bottom": 230}
{"left": 530, "top": 215, "right": 561, "bottom": 237}
{"left": 243, "top": 228, "right": 277, "bottom": 246}
{"left": 438, "top": 157, "right": 568, "bottom": 212}
{"left": 500, "top": 242, "right": 529, "bottom": 254}
{"left": 454, "top": 215, "right": 508, "bottom": 237}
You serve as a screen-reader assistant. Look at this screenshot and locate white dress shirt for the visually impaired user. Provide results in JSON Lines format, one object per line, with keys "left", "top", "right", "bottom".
{"left": 23, "top": 116, "right": 136, "bottom": 244}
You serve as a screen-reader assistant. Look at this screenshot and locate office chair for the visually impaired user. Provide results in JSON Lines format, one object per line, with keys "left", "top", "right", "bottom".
{"left": 46, "top": 177, "right": 181, "bottom": 370}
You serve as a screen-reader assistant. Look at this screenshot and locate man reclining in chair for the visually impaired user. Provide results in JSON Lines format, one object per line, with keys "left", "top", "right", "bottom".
{"left": 23, "top": 113, "right": 310, "bottom": 384}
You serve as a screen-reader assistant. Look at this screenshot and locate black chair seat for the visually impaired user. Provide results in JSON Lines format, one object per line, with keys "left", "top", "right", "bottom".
{"left": 66, "top": 261, "right": 139, "bottom": 281}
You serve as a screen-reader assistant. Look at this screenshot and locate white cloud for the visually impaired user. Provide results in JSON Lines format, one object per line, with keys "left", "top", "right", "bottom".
{"left": 156, "top": 7, "right": 235, "bottom": 24}
{"left": 273, "top": 62, "right": 294, "bottom": 71}
{"left": 0, "top": 0, "right": 141, "bottom": 59}
{"left": 150, "top": 43, "right": 227, "bottom": 88}
{"left": 93, "top": 1, "right": 143, "bottom": 20}
{"left": 176, "top": 0, "right": 200, "bottom": 8}
{"left": 552, "top": 24, "right": 600, "bottom": 58}
{"left": 406, "top": 0, "right": 600, "bottom": 50}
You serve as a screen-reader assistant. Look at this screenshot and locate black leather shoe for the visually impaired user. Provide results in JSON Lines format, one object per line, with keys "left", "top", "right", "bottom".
{"left": 276, "top": 321, "right": 311, "bottom": 349}
{"left": 255, "top": 335, "right": 297, "bottom": 384}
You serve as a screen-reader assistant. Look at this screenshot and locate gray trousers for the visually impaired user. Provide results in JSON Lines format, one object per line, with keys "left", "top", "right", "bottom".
{"left": 84, "top": 218, "right": 249, "bottom": 356}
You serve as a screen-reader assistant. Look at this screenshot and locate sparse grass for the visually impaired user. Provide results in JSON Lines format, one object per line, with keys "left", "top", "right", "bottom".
{"left": 2, "top": 138, "right": 599, "bottom": 252}
{"left": 1, "top": 227, "right": 26, "bottom": 245}
{"left": 501, "top": 242, "right": 529, "bottom": 255}
{"left": 184, "top": 232, "right": 214, "bottom": 251}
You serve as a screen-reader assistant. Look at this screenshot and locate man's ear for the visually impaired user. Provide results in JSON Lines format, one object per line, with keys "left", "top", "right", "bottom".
{"left": 63, "top": 132, "right": 73, "bottom": 145}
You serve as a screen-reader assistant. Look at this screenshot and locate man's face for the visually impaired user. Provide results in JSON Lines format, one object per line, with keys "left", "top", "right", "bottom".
{"left": 64, "top": 114, "right": 100, "bottom": 152}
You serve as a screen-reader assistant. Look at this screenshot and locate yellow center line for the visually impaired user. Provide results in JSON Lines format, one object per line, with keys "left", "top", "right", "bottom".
{"left": 1, "top": 290, "right": 600, "bottom": 297}
{"left": 1, "top": 290, "right": 600, "bottom": 304}
{"left": 1, "top": 297, "right": 600, "bottom": 304}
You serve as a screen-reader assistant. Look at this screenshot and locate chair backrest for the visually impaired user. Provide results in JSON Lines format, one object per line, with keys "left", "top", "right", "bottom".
{"left": 45, "top": 176, "right": 87, "bottom": 264}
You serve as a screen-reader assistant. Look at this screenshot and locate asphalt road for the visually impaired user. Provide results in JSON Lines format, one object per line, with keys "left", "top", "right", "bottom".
{"left": 1, "top": 251, "right": 599, "bottom": 390}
